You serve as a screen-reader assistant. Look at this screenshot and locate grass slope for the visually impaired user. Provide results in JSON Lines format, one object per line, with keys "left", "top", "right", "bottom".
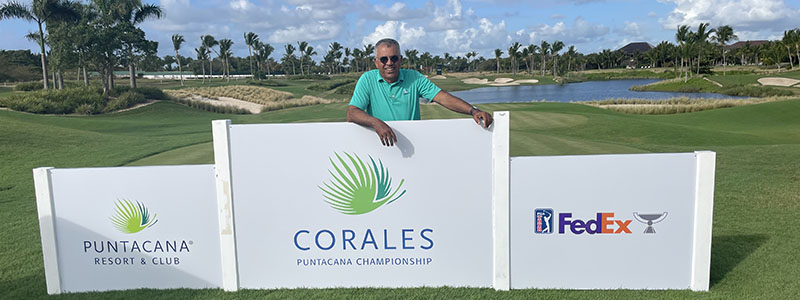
{"left": 1, "top": 99, "right": 799, "bottom": 299}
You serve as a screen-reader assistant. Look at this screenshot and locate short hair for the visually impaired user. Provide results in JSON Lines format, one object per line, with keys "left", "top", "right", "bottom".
{"left": 375, "top": 38, "right": 400, "bottom": 51}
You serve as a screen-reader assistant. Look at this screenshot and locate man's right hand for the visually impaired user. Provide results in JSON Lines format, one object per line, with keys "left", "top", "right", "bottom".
{"left": 373, "top": 119, "right": 397, "bottom": 147}
{"left": 346, "top": 105, "right": 397, "bottom": 147}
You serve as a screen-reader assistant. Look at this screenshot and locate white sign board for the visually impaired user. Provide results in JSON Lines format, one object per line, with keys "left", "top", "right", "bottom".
{"left": 213, "top": 118, "right": 504, "bottom": 289}
{"left": 34, "top": 165, "right": 224, "bottom": 294}
{"left": 509, "top": 152, "right": 715, "bottom": 290}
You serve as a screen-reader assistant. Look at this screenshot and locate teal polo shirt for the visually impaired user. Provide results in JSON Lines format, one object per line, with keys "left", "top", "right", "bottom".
{"left": 349, "top": 69, "right": 442, "bottom": 121}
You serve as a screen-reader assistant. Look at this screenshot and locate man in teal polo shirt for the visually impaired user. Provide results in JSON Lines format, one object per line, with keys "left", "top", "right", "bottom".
{"left": 347, "top": 38, "right": 493, "bottom": 146}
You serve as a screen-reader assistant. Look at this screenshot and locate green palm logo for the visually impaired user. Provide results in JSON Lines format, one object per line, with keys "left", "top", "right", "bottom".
{"left": 320, "top": 152, "right": 406, "bottom": 215}
{"left": 110, "top": 199, "right": 158, "bottom": 234}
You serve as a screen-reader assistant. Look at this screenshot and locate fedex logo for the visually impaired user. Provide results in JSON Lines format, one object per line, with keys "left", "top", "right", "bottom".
{"left": 558, "top": 213, "right": 632, "bottom": 234}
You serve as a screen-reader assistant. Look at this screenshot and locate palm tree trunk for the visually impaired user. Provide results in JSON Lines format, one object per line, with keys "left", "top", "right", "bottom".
{"left": 57, "top": 69, "right": 64, "bottom": 89}
{"left": 37, "top": 21, "right": 49, "bottom": 90}
{"left": 248, "top": 46, "right": 254, "bottom": 79}
{"left": 209, "top": 59, "right": 214, "bottom": 81}
{"left": 226, "top": 57, "right": 230, "bottom": 83}
{"left": 787, "top": 46, "right": 794, "bottom": 69}
{"left": 129, "top": 62, "right": 137, "bottom": 88}
{"left": 83, "top": 66, "right": 89, "bottom": 86}
{"left": 723, "top": 49, "right": 727, "bottom": 76}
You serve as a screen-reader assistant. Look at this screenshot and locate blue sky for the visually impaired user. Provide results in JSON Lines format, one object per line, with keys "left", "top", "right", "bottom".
{"left": 1, "top": 0, "right": 799, "bottom": 60}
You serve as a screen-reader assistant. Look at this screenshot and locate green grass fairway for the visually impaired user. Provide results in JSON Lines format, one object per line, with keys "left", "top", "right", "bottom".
{"left": 2, "top": 99, "right": 799, "bottom": 299}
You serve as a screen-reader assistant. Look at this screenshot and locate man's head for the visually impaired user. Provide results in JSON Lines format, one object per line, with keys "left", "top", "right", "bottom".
{"left": 374, "top": 38, "right": 402, "bottom": 83}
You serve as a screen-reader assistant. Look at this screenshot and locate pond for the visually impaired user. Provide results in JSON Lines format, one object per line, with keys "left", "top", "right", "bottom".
{"left": 449, "top": 79, "right": 745, "bottom": 104}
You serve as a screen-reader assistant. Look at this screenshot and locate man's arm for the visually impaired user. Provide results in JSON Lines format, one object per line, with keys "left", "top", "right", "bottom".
{"left": 431, "top": 91, "right": 493, "bottom": 128}
{"left": 346, "top": 105, "right": 397, "bottom": 146}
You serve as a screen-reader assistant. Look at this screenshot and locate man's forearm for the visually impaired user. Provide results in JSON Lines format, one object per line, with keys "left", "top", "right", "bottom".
{"left": 346, "top": 105, "right": 380, "bottom": 128}
{"left": 431, "top": 91, "right": 473, "bottom": 114}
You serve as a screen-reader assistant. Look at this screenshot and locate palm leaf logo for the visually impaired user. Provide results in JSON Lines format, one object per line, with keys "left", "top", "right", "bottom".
{"left": 110, "top": 199, "right": 158, "bottom": 234}
{"left": 320, "top": 152, "right": 406, "bottom": 215}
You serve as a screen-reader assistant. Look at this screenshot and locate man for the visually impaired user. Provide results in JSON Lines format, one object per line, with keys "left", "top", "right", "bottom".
{"left": 347, "top": 38, "right": 493, "bottom": 146}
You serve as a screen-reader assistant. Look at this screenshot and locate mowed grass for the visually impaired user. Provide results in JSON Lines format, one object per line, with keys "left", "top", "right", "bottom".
{"left": 2, "top": 99, "right": 800, "bottom": 299}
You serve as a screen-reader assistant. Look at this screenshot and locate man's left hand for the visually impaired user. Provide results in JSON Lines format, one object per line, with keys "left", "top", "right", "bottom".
{"left": 472, "top": 110, "right": 493, "bottom": 128}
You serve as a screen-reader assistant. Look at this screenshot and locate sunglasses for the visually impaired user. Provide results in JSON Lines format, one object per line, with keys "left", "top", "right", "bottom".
{"left": 378, "top": 55, "right": 401, "bottom": 64}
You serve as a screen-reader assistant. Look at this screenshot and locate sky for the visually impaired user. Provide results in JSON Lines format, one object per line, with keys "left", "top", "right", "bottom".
{"left": 1, "top": 0, "right": 799, "bottom": 61}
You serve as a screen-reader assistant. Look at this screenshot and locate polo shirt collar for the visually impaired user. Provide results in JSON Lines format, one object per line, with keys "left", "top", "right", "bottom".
{"left": 378, "top": 69, "right": 405, "bottom": 85}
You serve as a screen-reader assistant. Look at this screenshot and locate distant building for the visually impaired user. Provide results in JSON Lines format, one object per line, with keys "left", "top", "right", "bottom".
{"left": 724, "top": 40, "right": 769, "bottom": 50}
{"left": 618, "top": 42, "right": 654, "bottom": 55}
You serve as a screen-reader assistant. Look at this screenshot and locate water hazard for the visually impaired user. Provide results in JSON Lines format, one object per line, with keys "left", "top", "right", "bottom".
{"left": 450, "top": 79, "right": 745, "bottom": 104}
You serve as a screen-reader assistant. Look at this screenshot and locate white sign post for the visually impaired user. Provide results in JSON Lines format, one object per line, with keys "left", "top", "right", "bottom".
{"left": 33, "top": 165, "right": 224, "bottom": 294}
{"left": 509, "top": 152, "right": 715, "bottom": 290}
{"left": 212, "top": 114, "right": 509, "bottom": 289}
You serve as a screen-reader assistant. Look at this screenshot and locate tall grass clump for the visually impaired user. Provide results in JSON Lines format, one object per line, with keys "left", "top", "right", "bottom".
{"left": 288, "top": 74, "right": 330, "bottom": 80}
{"left": 171, "top": 97, "right": 251, "bottom": 114}
{"left": 104, "top": 91, "right": 147, "bottom": 113}
{"left": 584, "top": 97, "right": 787, "bottom": 114}
{"left": 166, "top": 85, "right": 293, "bottom": 105}
{"left": 112, "top": 86, "right": 169, "bottom": 100}
{"left": 333, "top": 82, "right": 356, "bottom": 96}
{"left": 259, "top": 95, "right": 338, "bottom": 112}
{"left": 719, "top": 85, "right": 794, "bottom": 97}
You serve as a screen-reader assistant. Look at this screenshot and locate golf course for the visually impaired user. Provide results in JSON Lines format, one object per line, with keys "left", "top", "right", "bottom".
{"left": 2, "top": 91, "right": 799, "bottom": 298}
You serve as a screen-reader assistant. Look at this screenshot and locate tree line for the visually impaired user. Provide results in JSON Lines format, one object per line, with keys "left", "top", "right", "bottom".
{"left": 3, "top": 1, "right": 799, "bottom": 92}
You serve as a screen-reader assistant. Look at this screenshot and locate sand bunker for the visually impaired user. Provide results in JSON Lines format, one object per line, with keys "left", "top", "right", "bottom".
{"left": 462, "top": 78, "right": 489, "bottom": 84}
{"left": 758, "top": 77, "right": 800, "bottom": 87}
{"left": 516, "top": 79, "right": 540, "bottom": 84}
{"left": 430, "top": 75, "right": 447, "bottom": 79}
{"left": 461, "top": 77, "right": 538, "bottom": 86}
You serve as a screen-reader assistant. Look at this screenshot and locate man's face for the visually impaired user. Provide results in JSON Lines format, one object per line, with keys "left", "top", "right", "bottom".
{"left": 374, "top": 44, "right": 402, "bottom": 83}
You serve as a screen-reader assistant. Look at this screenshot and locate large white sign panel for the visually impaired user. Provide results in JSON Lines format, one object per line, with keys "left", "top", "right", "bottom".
{"left": 509, "top": 153, "right": 715, "bottom": 290}
{"left": 217, "top": 119, "right": 496, "bottom": 289}
{"left": 34, "top": 165, "right": 224, "bottom": 293}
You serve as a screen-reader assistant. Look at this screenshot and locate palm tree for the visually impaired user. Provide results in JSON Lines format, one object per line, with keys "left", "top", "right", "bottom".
{"left": 328, "top": 42, "right": 343, "bottom": 73}
{"left": 494, "top": 49, "right": 503, "bottom": 73}
{"left": 1, "top": 0, "right": 79, "bottom": 89}
{"left": 171, "top": 34, "right": 185, "bottom": 86}
{"left": 782, "top": 30, "right": 795, "bottom": 70}
{"left": 194, "top": 47, "right": 209, "bottom": 84}
{"left": 297, "top": 41, "right": 308, "bottom": 75}
{"left": 551, "top": 40, "right": 564, "bottom": 76}
{"left": 256, "top": 41, "right": 274, "bottom": 77}
{"left": 404, "top": 49, "right": 419, "bottom": 70}
{"left": 540, "top": 41, "right": 550, "bottom": 76}
{"left": 218, "top": 39, "right": 233, "bottom": 82}
{"left": 526, "top": 44, "right": 538, "bottom": 74}
{"left": 566, "top": 45, "right": 577, "bottom": 75}
{"left": 508, "top": 42, "right": 521, "bottom": 74}
{"left": 694, "top": 23, "right": 715, "bottom": 75}
{"left": 468, "top": 51, "right": 478, "bottom": 72}
{"left": 304, "top": 45, "right": 317, "bottom": 74}
{"left": 244, "top": 32, "right": 259, "bottom": 79}
{"left": 675, "top": 25, "right": 690, "bottom": 81}
{"left": 362, "top": 44, "right": 375, "bottom": 70}
{"left": 351, "top": 48, "right": 362, "bottom": 72}
{"left": 201, "top": 35, "right": 218, "bottom": 80}
{"left": 283, "top": 44, "right": 297, "bottom": 75}
{"left": 712, "top": 25, "right": 737, "bottom": 75}
{"left": 99, "top": 0, "right": 163, "bottom": 88}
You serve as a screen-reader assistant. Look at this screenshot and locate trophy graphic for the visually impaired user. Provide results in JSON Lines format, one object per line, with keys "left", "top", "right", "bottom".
{"left": 633, "top": 212, "right": 668, "bottom": 234}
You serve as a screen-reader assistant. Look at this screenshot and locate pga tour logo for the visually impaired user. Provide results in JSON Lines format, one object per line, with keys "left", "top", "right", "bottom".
{"left": 534, "top": 208, "right": 668, "bottom": 235}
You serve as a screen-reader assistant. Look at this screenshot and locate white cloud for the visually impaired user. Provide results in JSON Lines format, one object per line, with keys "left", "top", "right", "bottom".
{"left": 619, "top": 21, "right": 642, "bottom": 37}
{"left": 362, "top": 21, "right": 426, "bottom": 49}
{"left": 659, "top": 0, "right": 800, "bottom": 32}
{"left": 269, "top": 21, "right": 344, "bottom": 43}
{"left": 230, "top": 0, "right": 254, "bottom": 10}
{"left": 370, "top": 2, "right": 427, "bottom": 20}
{"left": 429, "top": 0, "right": 465, "bottom": 31}
{"left": 527, "top": 17, "right": 609, "bottom": 44}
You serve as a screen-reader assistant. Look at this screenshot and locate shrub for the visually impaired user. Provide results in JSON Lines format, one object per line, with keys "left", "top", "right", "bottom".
{"left": 75, "top": 103, "right": 99, "bottom": 115}
{"left": 307, "top": 78, "right": 356, "bottom": 92}
{"left": 0, "top": 87, "right": 105, "bottom": 114}
{"left": 720, "top": 85, "right": 794, "bottom": 97}
{"left": 104, "top": 91, "right": 146, "bottom": 113}
{"left": 288, "top": 74, "right": 330, "bottom": 80}
{"left": 14, "top": 81, "right": 43, "bottom": 91}
{"left": 246, "top": 80, "right": 287, "bottom": 87}
{"left": 332, "top": 82, "right": 356, "bottom": 96}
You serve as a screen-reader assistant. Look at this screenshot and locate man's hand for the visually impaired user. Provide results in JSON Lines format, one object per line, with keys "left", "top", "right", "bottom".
{"left": 347, "top": 105, "right": 397, "bottom": 147}
{"left": 373, "top": 119, "right": 397, "bottom": 147}
{"left": 472, "top": 110, "right": 493, "bottom": 128}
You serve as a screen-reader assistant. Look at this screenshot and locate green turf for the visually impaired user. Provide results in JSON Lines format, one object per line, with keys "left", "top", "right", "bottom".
{"left": 2, "top": 99, "right": 799, "bottom": 299}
